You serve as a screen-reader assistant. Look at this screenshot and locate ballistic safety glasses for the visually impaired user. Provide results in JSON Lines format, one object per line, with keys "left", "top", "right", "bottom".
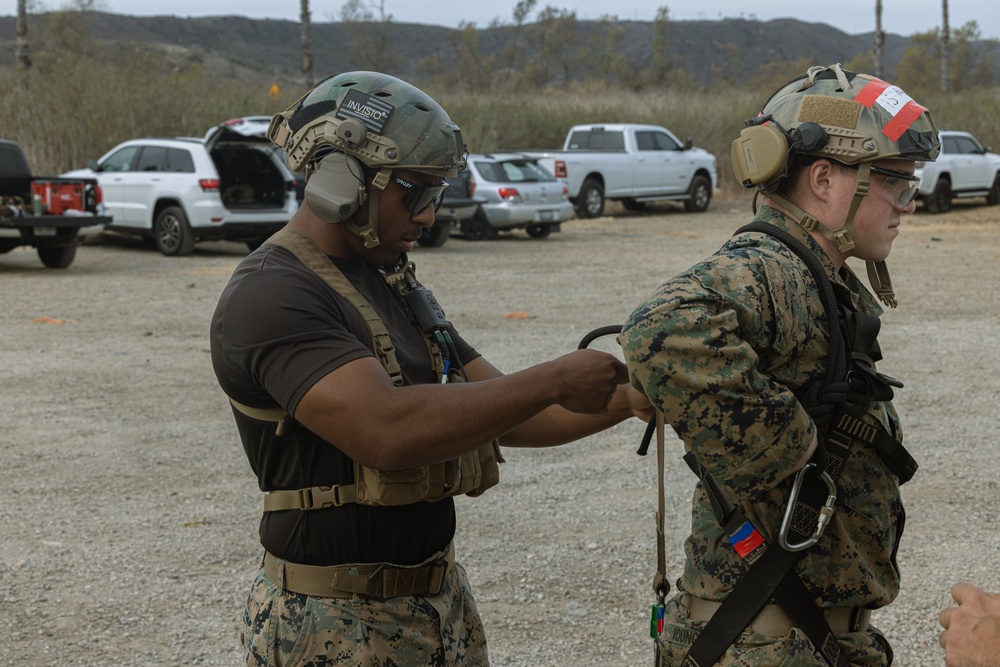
{"left": 394, "top": 174, "right": 448, "bottom": 215}
{"left": 867, "top": 164, "right": 921, "bottom": 207}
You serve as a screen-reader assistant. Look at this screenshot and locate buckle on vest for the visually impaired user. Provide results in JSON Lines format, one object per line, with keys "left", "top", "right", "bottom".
{"left": 298, "top": 485, "right": 349, "bottom": 510}
{"left": 778, "top": 463, "right": 837, "bottom": 552}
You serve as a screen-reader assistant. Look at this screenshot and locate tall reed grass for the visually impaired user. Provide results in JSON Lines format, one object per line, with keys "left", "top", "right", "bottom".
{"left": 2, "top": 40, "right": 998, "bottom": 196}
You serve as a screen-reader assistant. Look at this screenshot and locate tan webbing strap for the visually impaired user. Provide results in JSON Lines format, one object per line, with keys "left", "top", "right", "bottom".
{"left": 263, "top": 484, "right": 358, "bottom": 511}
{"left": 653, "top": 410, "right": 669, "bottom": 597}
{"left": 866, "top": 260, "right": 897, "bottom": 308}
{"left": 343, "top": 167, "right": 390, "bottom": 249}
{"left": 268, "top": 226, "right": 404, "bottom": 386}
{"left": 263, "top": 542, "right": 454, "bottom": 599}
{"left": 228, "top": 397, "right": 295, "bottom": 437}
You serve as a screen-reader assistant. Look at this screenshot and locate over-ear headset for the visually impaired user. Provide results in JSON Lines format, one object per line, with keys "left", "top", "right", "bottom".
{"left": 731, "top": 117, "right": 828, "bottom": 191}
{"left": 304, "top": 150, "right": 368, "bottom": 224}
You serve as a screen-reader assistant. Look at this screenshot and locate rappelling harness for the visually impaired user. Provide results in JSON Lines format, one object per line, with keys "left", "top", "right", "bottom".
{"left": 597, "top": 222, "right": 919, "bottom": 666}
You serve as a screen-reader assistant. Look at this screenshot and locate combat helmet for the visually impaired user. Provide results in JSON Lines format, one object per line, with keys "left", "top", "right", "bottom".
{"left": 731, "top": 63, "right": 940, "bottom": 306}
{"left": 267, "top": 71, "right": 467, "bottom": 248}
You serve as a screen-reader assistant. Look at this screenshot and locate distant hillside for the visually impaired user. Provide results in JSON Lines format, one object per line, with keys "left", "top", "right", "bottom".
{"left": 0, "top": 11, "right": 920, "bottom": 88}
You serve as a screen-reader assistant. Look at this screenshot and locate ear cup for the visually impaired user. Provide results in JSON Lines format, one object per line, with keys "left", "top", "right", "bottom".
{"left": 304, "top": 152, "right": 367, "bottom": 223}
{"left": 730, "top": 123, "right": 791, "bottom": 188}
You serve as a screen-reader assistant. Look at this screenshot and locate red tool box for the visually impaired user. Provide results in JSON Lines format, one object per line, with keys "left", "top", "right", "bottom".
{"left": 30, "top": 180, "right": 92, "bottom": 215}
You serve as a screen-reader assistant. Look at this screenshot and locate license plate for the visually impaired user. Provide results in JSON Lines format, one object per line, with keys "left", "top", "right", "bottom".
{"left": 34, "top": 227, "right": 56, "bottom": 236}
{"left": 537, "top": 210, "right": 554, "bottom": 221}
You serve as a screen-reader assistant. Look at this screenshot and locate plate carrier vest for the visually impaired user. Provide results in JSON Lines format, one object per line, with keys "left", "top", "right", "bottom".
{"left": 227, "top": 227, "right": 502, "bottom": 510}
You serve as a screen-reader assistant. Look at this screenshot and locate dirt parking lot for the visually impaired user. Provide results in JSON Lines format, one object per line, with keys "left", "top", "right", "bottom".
{"left": 2, "top": 199, "right": 998, "bottom": 666}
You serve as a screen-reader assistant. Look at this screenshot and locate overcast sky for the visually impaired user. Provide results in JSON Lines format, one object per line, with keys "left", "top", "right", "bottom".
{"left": 80, "top": 1, "right": 996, "bottom": 40}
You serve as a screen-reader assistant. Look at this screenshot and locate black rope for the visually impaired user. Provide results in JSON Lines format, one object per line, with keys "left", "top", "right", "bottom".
{"left": 577, "top": 325, "right": 656, "bottom": 455}
{"left": 735, "top": 222, "right": 848, "bottom": 471}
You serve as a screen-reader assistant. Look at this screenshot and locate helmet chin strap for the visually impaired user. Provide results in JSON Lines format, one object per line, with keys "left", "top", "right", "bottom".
{"left": 344, "top": 168, "right": 392, "bottom": 249}
{"left": 867, "top": 259, "right": 897, "bottom": 308}
{"left": 765, "top": 162, "right": 898, "bottom": 308}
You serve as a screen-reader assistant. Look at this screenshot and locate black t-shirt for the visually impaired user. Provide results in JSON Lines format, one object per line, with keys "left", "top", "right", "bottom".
{"left": 211, "top": 243, "right": 479, "bottom": 566}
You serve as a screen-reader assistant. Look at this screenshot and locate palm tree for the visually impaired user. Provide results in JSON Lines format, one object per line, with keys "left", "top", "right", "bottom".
{"left": 941, "top": 0, "right": 950, "bottom": 92}
{"left": 16, "top": 0, "right": 31, "bottom": 69}
{"left": 301, "top": 0, "right": 314, "bottom": 88}
{"left": 874, "top": 0, "right": 883, "bottom": 78}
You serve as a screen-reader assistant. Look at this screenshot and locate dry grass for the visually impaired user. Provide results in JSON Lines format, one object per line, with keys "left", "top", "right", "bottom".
{"left": 4, "top": 27, "right": 1000, "bottom": 192}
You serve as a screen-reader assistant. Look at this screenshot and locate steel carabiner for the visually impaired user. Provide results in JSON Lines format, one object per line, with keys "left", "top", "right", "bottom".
{"left": 778, "top": 462, "right": 838, "bottom": 552}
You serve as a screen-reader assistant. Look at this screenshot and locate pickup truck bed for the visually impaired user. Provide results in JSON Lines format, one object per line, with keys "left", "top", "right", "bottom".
{"left": 521, "top": 124, "right": 718, "bottom": 218}
{"left": 0, "top": 210, "right": 109, "bottom": 267}
{"left": 1, "top": 139, "right": 111, "bottom": 268}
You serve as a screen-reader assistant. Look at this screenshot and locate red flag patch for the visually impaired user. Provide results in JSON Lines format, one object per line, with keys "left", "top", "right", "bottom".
{"left": 854, "top": 78, "right": 927, "bottom": 142}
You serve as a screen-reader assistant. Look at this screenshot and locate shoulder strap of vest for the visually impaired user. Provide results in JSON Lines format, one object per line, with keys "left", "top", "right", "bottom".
{"left": 272, "top": 226, "right": 405, "bottom": 386}
{"left": 226, "top": 226, "right": 407, "bottom": 435}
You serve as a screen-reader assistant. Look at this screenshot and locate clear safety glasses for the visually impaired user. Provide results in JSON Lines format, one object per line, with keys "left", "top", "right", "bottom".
{"left": 394, "top": 174, "right": 448, "bottom": 215}
{"left": 868, "top": 164, "right": 920, "bottom": 207}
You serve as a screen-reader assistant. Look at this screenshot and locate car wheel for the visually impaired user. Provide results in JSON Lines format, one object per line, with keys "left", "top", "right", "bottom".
{"left": 987, "top": 174, "right": 1000, "bottom": 206}
{"left": 37, "top": 245, "right": 76, "bottom": 269}
{"left": 576, "top": 179, "right": 605, "bottom": 218}
{"left": 621, "top": 198, "right": 646, "bottom": 212}
{"left": 684, "top": 175, "right": 712, "bottom": 213}
{"left": 926, "top": 179, "right": 951, "bottom": 214}
{"left": 154, "top": 206, "right": 195, "bottom": 256}
{"left": 461, "top": 215, "right": 494, "bottom": 241}
{"left": 418, "top": 224, "right": 449, "bottom": 247}
{"left": 525, "top": 223, "right": 553, "bottom": 239}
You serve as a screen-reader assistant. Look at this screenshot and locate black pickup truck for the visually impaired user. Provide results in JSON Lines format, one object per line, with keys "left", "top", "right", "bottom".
{"left": 1, "top": 139, "right": 111, "bottom": 268}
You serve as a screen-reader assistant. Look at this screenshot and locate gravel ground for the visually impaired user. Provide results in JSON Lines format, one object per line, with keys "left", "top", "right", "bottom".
{"left": 1, "top": 199, "right": 997, "bottom": 666}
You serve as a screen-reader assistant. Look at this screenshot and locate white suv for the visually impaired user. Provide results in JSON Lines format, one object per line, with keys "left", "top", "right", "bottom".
{"left": 915, "top": 130, "right": 1000, "bottom": 213}
{"left": 63, "top": 125, "right": 297, "bottom": 255}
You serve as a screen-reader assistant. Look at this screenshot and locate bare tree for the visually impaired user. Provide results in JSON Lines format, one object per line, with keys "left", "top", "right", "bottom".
{"left": 16, "top": 0, "right": 31, "bottom": 69}
{"left": 496, "top": 0, "right": 537, "bottom": 88}
{"left": 941, "top": 0, "right": 950, "bottom": 92}
{"left": 873, "top": 0, "right": 883, "bottom": 78}
{"left": 301, "top": 0, "right": 314, "bottom": 88}
{"left": 340, "top": 0, "right": 398, "bottom": 73}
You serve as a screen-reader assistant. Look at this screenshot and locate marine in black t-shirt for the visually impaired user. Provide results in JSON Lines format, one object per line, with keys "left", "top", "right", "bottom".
{"left": 211, "top": 243, "right": 479, "bottom": 566}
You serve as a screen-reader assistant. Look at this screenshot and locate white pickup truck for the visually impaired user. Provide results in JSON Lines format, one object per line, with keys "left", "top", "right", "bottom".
{"left": 522, "top": 123, "right": 718, "bottom": 218}
{"left": 916, "top": 130, "right": 1000, "bottom": 213}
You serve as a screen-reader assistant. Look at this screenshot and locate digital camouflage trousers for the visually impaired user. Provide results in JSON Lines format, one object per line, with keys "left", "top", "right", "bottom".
{"left": 655, "top": 597, "right": 894, "bottom": 667}
{"left": 241, "top": 559, "right": 488, "bottom": 666}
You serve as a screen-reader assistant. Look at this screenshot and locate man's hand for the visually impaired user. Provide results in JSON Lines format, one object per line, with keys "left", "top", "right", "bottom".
{"left": 549, "top": 349, "right": 629, "bottom": 415}
{"left": 624, "top": 384, "right": 654, "bottom": 422}
{"left": 939, "top": 582, "right": 1000, "bottom": 666}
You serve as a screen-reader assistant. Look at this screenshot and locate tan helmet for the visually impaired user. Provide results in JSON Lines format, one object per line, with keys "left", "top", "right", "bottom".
{"left": 268, "top": 71, "right": 467, "bottom": 248}
{"left": 731, "top": 63, "right": 941, "bottom": 306}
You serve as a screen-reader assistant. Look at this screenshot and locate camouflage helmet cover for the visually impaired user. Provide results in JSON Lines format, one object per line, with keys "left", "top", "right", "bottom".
{"left": 268, "top": 71, "right": 467, "bottom": 178}
{"left": 762, "top": 65, "right": 940, "bottom": 167}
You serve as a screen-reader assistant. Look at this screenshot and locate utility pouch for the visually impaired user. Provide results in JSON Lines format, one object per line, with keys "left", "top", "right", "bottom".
{"left": 353, "top": 464, "right": 431, "bottom": 505}
{"left": 352, "top": 440, "right": 501, "bottom": 505}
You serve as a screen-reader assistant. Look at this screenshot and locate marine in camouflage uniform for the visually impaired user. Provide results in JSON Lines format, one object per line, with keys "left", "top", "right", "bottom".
{"left": 211, "top": 71, "right": 643, "bottom": 667}
{"left": 620, "top": 64, "right": 940, "bottom": 666}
